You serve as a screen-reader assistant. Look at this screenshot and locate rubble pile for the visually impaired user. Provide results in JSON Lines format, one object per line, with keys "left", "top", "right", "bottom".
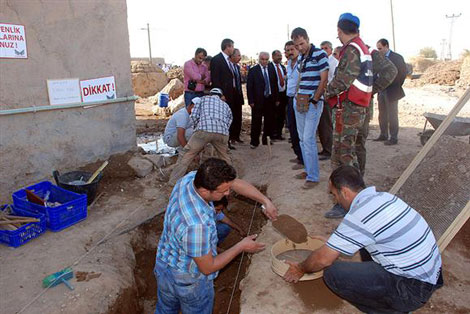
{"left": 131, "top": 61, "right": 168, "bottom": 98}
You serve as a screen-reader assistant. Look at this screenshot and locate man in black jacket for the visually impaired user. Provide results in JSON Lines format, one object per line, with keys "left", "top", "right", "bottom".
{"left": 374, "top": 38, "right": 407, "bottom": 145}
{"left": 211, "top": 39, "right": 237, "bottom": 149}
{"left": 247, "top": 52, "right": 279, "bottom": 148}
{"left": 270, "top": 50, "right": 287, "bottom": 141}
{"left": 229, "top": 48, "right": 245, "bottom": 145}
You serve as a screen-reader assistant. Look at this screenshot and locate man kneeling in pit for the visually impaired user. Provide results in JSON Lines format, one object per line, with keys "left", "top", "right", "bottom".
{"left": 283, "top": 165, "right": 443, "bottom": 313}
{"left": 154, "top": 158, "right": 278, "bottom": 314}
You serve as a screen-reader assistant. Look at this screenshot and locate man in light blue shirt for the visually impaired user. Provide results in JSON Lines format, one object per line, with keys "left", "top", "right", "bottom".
{"left": 163, "top": 98, "right": 199, "bottom": 150}
{"left": 284, "top": 41, "right": 303, "bottom": 167}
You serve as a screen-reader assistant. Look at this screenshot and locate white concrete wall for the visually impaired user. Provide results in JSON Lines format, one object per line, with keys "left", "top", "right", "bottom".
{"left": 0, "top": 0, "right": 136, "bottom": 202}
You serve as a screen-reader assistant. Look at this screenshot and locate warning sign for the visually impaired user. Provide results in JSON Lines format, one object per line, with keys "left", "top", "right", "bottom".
{"left": 80, "top": 76, "right": 117, "bottom": 103}
{"left": 0, "top": 23, "right": 27, "bottom": 59}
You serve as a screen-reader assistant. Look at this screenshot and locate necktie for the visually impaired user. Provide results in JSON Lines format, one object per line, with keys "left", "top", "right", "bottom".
{"left": 263, "top": 66, "right": 270, "bottom": 97}
{"left": 276, "top": 64, "right": 285, "bottom": 88}
{"left": 228, "top": 59, "right": 236, "bottom": 88}
{"left": 233, "top": 64, "right": 241, "bottom": 91}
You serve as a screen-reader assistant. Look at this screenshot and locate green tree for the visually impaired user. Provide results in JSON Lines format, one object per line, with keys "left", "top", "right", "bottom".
{"left": 419, "top": 47, "right": 437, "bottom": 59}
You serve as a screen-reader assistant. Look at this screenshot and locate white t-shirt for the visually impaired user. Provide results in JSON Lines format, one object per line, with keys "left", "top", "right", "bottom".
{"left": 163, "top": 108, "right": 192, "bottom": 142}
{"left": 327, "top": 54, "right": 339, "bottom": 83}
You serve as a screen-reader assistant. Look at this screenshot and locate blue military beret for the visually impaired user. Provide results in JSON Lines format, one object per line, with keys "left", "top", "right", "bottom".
{"left": 339, "top": 13, "right": 360, "bottom": 28}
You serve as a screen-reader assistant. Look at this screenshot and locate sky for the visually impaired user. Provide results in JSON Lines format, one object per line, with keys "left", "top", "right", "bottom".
{"left": 127, "top": 0, "right": 469, "bottom": 65}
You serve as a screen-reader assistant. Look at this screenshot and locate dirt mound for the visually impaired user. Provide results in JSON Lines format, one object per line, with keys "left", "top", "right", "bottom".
{"left": 417, "top": 60, "right": 462, "bottom": 86}
{"left": 456, "top": 56, "right": 470, "bottom": 88}
{"left": 131, "top": 61, "right": 168, "bottom": 98}
{"left": 159, "top": 78, "right": 184, "bottom": 100}
{"left": 166, "top": 67, "right": 184, "bottom": 82}
{"left": 409, "top": 56, "right": 437, "bottom": 73}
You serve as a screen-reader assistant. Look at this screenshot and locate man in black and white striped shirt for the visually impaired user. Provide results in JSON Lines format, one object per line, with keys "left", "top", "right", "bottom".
{"left": 284, "top": 165, "right": 443, "bottom": 313}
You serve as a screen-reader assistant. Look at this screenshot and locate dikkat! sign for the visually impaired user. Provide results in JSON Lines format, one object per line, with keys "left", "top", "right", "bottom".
{"left": 0, "top": 23, "right": 27, "bottom": 59}
{"left": 80, "top": 76, "right": 116, "bottom": 103}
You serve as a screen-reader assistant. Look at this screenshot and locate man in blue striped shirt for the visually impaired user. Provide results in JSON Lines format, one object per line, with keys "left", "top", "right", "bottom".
{"left": 155, "top": 158, "right": 278, "bottom": 314}
{"left": 291, "top": 27, "right": 329, "bottom": 189}
{"left": 284, "top": 166, "right": 443, "bottom": 313}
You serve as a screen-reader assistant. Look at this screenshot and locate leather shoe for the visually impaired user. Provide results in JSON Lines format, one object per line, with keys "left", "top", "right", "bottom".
{"left": 289, "top": 158, "right": 300, "bottom": 163}
{"left": 235, "top": 138, "right": 244, "bottom": 143}
{"left": 384, "top": 139, "right": 398, "bottom": 146}
{"left": 319, "top": 154, "right": 330, "bottom": 161}
{"left": 294, "top": 172, "right": 307, "bottom": 179}
{"left": 250, "top": 144, "right": 258, "bottom": 149}
{"left": 228, "top": 143, "right": 236, "bottom": 150}
{"left": 373, "top": 136, "right": 388, "bottom": 142}
{"left": 324, "top": 204, "right": 347, "bottom": 219}
{"left": 302, "top": 181, "right": 319, "bottom": 189}
{"left": 292, "top": 164, "right": 304, "bottom": 170}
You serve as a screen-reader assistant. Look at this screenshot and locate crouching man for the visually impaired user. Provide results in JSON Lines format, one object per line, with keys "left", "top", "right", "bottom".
{"left": 155, "top": 158, "right": 278, "bottom": 314}
{"left": 162, "top": 97, "right": 199, "bottom": 151}
{"left": 283, "top": 165, "right": 443, "bottom": 313}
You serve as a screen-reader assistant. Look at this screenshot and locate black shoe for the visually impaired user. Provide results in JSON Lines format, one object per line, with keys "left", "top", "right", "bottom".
{"left": 235, "top": 138, "right": 244, "bottom": 144}
{"left": 228, "top": 143, "right": 236, "bottom": 150}
{"left": 319, "top": 150, "right": 331, "bottom": 156}
{"left": 250, "top": 144, "right": 258, "bottom": 149}
{"left": 373, "top": 136, "right": 388, "bottom": 142}
{"left": 288, "top": 138, "right": 292, "bottom": 143}
{"left": 384, "top": 139, "right": 398, "bottom": 146}
{"left": 319, "top": 154, "right": 331, "bottom": 161}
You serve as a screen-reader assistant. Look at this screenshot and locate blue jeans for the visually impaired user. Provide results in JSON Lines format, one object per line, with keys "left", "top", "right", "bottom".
{"left": 323, "top": 257, "right": 443, "bottom": 313}
{"left": 154, "top": 260, "right": 214, "bottom": 314}
{"left": 216, "top": 222, "right": 231, "bottom": 244}
{"left": 294, "top": 99, "right": 323, "bottom": 182}
{"left": 184, "top": 91, "right": 204, "bottom": 107}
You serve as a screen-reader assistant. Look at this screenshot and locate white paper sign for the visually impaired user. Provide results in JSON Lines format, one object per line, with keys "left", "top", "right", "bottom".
{"left": 0, "top": 23, "right": 27, "bottom": 59}
{"left": 80, "top": 76, "right": 116, "bottom": 103}
{"left": 47, "top": 79, "right": 82, "bottom": 105}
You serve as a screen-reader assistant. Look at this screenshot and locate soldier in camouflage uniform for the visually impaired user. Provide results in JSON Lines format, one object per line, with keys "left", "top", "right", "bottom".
{"left": 356, "top": 49, "right": 398, "bottom": 175}
{"left": 324, "top": 13, "right": 372, "bottom": 218}
{"left": 325, "top": 15, "right": 370, "bottom": 171}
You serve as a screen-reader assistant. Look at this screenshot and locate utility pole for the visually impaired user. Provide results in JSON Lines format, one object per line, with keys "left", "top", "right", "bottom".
{"left": 140, "top": 23, "right": 152, "bottom": 64}
{"left": 390, "top": 0, "right": 396, "bottom": 51}
{"left": 445, "top": 13, "right": 461, "bottom": 60}
{"left": 287, "top": 24, "right": 290, "bottom": 40}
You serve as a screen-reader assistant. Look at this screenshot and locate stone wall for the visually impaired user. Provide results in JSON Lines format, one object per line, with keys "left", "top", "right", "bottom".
{"left": 0, "top": 0, "right": 136, "bottom": 202}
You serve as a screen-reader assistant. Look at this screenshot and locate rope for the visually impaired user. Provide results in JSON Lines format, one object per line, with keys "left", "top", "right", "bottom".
{"left": 225, "top": 137, "right": 273, "bottom": 314}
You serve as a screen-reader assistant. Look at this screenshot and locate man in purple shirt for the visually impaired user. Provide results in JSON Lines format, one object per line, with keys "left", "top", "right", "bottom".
{"left": 183, "top": 48, "right": 211, "bottom": 107}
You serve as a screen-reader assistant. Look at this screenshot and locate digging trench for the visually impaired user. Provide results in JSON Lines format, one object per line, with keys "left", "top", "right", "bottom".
{"left": 108, "top": 186, "right": 268, "bottom": 314}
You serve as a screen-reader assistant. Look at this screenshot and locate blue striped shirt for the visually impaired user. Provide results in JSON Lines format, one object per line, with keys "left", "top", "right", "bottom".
{"left": 327, "top": 187, "right": 442, "bottom": 285}
{"left": 297, "top": 44, "right": 329, "bottom": 96}
{"left": 156, "top": 171, "right": 219, "bottom": 279}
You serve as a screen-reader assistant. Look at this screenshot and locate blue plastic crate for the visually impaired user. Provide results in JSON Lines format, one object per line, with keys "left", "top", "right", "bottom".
{"left": 0, "top": 204, "right": 47, "bottom": 248}
{"left": 12, "top": 181, "right": 87, "bottom": 232}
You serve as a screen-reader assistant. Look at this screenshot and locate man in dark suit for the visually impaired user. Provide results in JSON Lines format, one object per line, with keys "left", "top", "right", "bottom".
{"left": 210, "top": 38, "right": 237, "bottom": 149}
{"left": 374, "top": 38, "right": 407, "bottom": 145}
{"left": 247, "top": 52, "right": 279, "bottom": 148}
{"left": 270, "top": 50, "right": 287, "bottom": 140}
{"left": 229, "top": 48, "right": 245, "bottom": 144}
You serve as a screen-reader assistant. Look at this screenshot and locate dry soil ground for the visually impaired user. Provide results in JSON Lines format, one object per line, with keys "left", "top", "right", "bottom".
{"left": 1, "top": 84, "right": 469, "bottom": 314}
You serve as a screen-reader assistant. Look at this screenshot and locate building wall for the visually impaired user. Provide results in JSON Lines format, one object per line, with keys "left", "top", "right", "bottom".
{"left": 0, "top": 0, "right": 136, "bottom": 202}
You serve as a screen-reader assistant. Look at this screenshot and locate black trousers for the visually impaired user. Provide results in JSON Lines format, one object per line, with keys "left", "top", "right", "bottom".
{"left": 250, "top": 96, "right": 275, "bottom": 146}
{"left": 286, "top": 96, "right": 303, "bottom": 162}
{"left": 273, "top": 91, "right": 287, "bottom": 138}
{"left": 229, "top": 96, "right": 243, "bottom": 141}
{"left": 378, "top": 91, "right": 399, "bottom": 140}
{"left": 318, "top": 101, "right": 333, "bottom": 155}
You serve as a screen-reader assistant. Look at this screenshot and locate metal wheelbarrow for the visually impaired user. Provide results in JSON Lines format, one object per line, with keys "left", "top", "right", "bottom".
{"left": 419, "top": 112, "right": 470, "bottom": 146}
